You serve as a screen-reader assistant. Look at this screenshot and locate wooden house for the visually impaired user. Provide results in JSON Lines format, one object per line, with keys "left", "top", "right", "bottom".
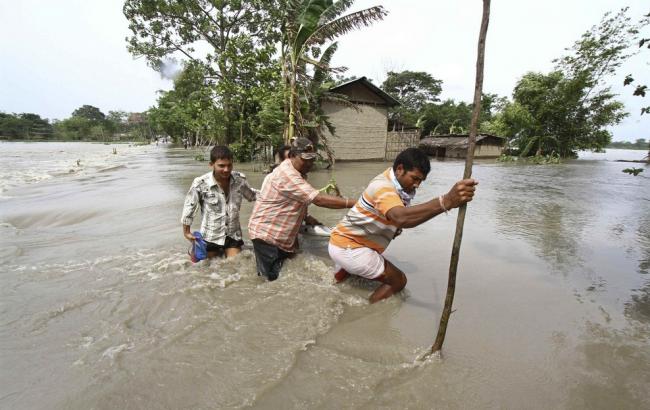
{"left": 419, "top": 134, "right": 505, "bottom": 158}
{"left": 321, "top": 77, "right": 400, "bottom": 161}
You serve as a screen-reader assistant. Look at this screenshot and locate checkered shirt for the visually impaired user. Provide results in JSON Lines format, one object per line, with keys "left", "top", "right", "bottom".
{"left": 181, "top": 171, "right": 257, "bottom": 244}
{"left": 248, "top": 159, "right": 319, "bottom": 252}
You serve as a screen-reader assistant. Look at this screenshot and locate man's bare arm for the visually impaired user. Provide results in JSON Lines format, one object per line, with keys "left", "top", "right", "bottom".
{"left": 312, "top": 193, "right": 354, "bottom": 209}
{"left": 386, "top": 179, "right": 478, "bottom": 228}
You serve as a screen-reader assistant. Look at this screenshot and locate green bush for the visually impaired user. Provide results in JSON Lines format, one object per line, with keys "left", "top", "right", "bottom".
{"left": 229, "top": 141, "right": 254, "bottom": 162}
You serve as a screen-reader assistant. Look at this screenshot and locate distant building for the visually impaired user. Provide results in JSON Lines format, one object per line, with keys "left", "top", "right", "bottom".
{"left": 321, "top": 77, "right": 400, "bottom": 161}
{"left": 128, "top": 112, "right": 145, "bottom": 124}
{"left": 419, "top": 134, "right": 505, "bottom": 158}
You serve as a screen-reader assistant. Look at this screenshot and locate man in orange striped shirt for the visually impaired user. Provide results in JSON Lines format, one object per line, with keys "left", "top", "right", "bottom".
{"left": 329, "top": 148, "right": 478, "bottom": 303}
{"left": 248, "top": 137, "right": 354, "bottom": 281}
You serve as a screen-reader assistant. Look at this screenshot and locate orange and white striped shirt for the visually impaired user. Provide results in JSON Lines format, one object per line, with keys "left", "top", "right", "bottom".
{"left": 248, "top": 159, "right": 318, "bottom": 252}
{"left": 330, "top": 168, "right": 405, "bottom": 253}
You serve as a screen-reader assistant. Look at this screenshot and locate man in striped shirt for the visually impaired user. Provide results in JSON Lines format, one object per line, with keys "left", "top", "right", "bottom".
{"left": 248, "top": 137, "right": 354, "bottom": 281}
{"left": 329, "top": 148, "right": 478, "bottom": 303}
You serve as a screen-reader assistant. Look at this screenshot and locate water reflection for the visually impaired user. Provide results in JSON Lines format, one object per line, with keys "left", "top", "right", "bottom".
{"left": 491, "top": 164, "right": 589, "bottom": 274}
{"left": 636, "top": 212, "right": 650, "bottom": 275}
{"left": 625, "top": 280, "right": 650, "bottom": 323}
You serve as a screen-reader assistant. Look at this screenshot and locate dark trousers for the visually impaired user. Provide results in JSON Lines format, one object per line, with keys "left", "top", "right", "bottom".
{"left": 252, "top": 239, "right": 292, "bottom": 281}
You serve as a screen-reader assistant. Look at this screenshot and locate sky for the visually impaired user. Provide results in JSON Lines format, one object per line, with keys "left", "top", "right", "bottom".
{"left": 0, "top": 0, "right": 648, "bottom": 142}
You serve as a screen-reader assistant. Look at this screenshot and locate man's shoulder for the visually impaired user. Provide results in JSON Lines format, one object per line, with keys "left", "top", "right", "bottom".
{"left": 231, "top": 171, "right": 248, "bottom": 181}
{"left": 192, "top": 172, "right": 213, "bottom": 187}
{"left": 366, "top": 171, "right": 394, "bottom": 193}
{"left": 275, "top": 161, "right": 304, "bottom": 182}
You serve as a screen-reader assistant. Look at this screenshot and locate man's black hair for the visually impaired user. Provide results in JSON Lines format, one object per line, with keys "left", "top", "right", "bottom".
{"left": 276, "top": 145, "right": 291, "bottom": 161}
{"left": 210, "top": 145, "right": 233, "bottom": 163}
{"left": 393, "top": 147, "right": 431, "bottom": 176}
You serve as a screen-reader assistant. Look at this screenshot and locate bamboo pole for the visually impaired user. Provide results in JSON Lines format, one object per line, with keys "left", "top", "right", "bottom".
{"left": 431, "top": 0, "right": 491, "bottom": 355}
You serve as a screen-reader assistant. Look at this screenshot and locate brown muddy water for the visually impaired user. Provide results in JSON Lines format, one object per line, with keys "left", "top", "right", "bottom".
{"left": 1, "top": 142, "right": 649, "bottom": 409}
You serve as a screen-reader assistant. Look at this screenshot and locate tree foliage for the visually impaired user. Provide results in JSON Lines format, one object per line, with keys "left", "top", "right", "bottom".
{"left": 124, "top": 0, "right": 282, "bottom": 144}
{"left": 483, "top": 8, "right": 640, "bottom": 157}
{"left": 0, "top": 112, "right": 53, "bottom": 139}
{"left": 71, "top": 105, "right": 106, "bottom": 122}
{"left": 281, "top": 0, "right": 386, "bottom": 142}
{"left": 381, "top": 70, "right": 442, "bottom": 126}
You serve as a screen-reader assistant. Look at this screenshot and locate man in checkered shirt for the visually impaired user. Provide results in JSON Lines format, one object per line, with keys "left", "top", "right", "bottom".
{"left": 181, "top": 145, "right": 258, "bottom": 259}
{"left": 248, "top": 137, "right": 354, "bottom": 281}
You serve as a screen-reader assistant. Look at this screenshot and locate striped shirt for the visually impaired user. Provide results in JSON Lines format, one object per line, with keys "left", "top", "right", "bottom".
{"left": 330, "top": 168, "right": 405, "bottom": 253}
{"left": 248, "top": 159, "right": 319, "bottom": 252}
{"left": 181, "top": 171, "right": 257, "bottom": 244}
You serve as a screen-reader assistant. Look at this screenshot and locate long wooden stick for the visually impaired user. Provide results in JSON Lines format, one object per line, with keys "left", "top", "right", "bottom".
{"left": 431, "top": 0, "right": 491, "bottom": 355}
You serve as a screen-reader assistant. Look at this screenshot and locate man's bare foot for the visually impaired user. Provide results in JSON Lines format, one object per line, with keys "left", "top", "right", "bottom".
{"left": 334, "top": 268, "right": 349, "bottom": 283}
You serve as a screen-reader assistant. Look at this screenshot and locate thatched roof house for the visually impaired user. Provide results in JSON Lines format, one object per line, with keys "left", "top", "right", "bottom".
{"left": 322, "top": 77, "right": 400, "bottom": 161}
{"left": 419, "top": 134, "right": 505, "bottom": 158}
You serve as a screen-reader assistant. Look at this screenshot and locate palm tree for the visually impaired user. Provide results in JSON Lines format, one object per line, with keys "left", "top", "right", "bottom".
{"left": 282, "top": 0, "right": 386, "bottom": 143}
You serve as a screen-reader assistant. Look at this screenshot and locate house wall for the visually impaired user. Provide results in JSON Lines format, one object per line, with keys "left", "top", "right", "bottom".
{"left": 322, "top": 102, "right": 388, "bottom": 161}
{"left": 445, "top": 143, "right": 502, "bottom": 159}
{"left": 474, "top": 143, "right": 502, "bottom": 157}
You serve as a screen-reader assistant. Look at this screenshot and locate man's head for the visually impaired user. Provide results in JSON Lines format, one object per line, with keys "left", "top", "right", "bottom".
{"left": 209, "top": 145, "right": 233, "bottom": 181}
{"left": 276, "top": 144, "right": 292, "bottom": 162}
{"left": 289, "top": 137, "right": 317, "bottom": 174}
{"left": 393, "top": 148, "right": 431, "bottom": 192}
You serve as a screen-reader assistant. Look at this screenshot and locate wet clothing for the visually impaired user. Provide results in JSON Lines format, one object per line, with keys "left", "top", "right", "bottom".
{"left": 181, "top": 171, "right": 257, "bottom": 244}
{"left": 330, "top": 168, "right": 405, "bottom": 253}
{"left": 248, "top": 159, "right": 318, "bottom": 252}
{"left": 206, "top": 236, "right": 245, "bottom": 255}
{"left": 252, "top": 239, "right": 292, "bottom": 281}
{"left": 328, "top": 242, "right": 385, "bottom": 279}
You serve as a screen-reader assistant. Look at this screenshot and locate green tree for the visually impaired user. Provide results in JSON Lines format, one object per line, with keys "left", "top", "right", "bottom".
{"left": 381, "top": 70, "right": 443, "bottom": 126}
{"left": 0, "top": 113, "right": 53, "bottom": 139}
{"left": 148, "top": 63, "right": 225, "bottom": 145}
{"left": 71, "top": 105, "right": 106, "bottom": 122}
{"left": 486, "top": 8, "right": 639, "bottom": 157}
{"left": 281, "top": 0, "right": 386, "bottom": 141}
{"left": 416, "top": 99, "right": 472, "bottom": 136}
{"left": 622, "top": 11, "right": 649, "bottom": 161}
{"left": 106, "top": 110, "right": 129, "bottom": 135}
{"left": 124, "top": 0, "right": 281, "bottom": 144}
{"left": 54, "top": 116, "right": 94, "bottom": 140}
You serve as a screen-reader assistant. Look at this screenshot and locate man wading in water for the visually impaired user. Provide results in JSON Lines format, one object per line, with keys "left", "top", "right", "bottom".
{"left": 248, "top": 137, "right": 354, "bottom": 281}
{"left": 181, "top": 145, "right": 258, "bottom": 259}
{"left": 328, "top": 148, "right": 478, "bottom": 303}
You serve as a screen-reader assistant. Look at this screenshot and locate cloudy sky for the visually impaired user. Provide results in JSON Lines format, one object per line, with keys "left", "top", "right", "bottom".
{"left": 1, "top": 0, "right": 647, "bottom": 141}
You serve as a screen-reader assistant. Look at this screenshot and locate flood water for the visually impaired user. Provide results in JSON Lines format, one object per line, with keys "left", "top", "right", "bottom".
{"left": 1, "top": 141, "right": 649, "bottom": 409}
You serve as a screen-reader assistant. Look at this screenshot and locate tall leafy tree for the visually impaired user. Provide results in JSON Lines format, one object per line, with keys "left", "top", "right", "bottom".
{"left": 148, "top": 63, "right": 224, "bottom": 144}
{"left": 0, "top": 113, "right": 53, "bottom": 139}
{"left": 282, "top": 0, "right": 386, "bottom": 142}
{"left": 622, "top": 11, "right": 649, "bottom": 161}
{"left": 123, "top": 0, "right": 281, "bottom": 143}
{"left": 71, "top": 105, "right": 106, "bottom": 122}
{"left": 416, "top": 99, "right": 472, "bottom": 136}
{"left": 485, "top": 8, "right": 641, "bottom": 157}
{"left": 381, "top": 70, "right": 443, "bottom": 126}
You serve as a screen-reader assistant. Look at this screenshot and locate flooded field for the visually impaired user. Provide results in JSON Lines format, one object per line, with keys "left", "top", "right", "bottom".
{"left": 1, "top": 142, "right": 648, "bottom": 409}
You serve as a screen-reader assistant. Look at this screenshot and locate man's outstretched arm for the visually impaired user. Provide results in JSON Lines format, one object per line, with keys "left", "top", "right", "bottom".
{"left": 312, "top": 193, "right": 355, "bottom": 209}
{"left": 386, "top": 179, "right": 477, "bottom": 228}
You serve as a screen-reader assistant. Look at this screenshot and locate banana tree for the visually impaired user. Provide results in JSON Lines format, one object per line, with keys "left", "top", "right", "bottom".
{"left": 283, "top": 0, "right": 386, "bottom": 143}
{"left": 302, "top": 41, "right": 361, "bottom": 165}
